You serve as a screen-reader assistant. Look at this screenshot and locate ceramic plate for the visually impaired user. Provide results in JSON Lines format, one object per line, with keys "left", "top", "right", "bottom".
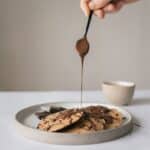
{"left": 14, "top": 102, "right": 133, "bottom": 145}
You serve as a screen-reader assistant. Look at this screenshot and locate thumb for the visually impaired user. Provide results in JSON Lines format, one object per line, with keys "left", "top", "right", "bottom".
{"left": 80, "top": 0, "right": 91, "bottom": 16}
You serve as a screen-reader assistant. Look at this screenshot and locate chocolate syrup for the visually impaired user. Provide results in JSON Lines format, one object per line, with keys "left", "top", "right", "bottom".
{"left": 80, "top": 56, "right": 84, "bottom": 105}
{"left": 76, "top": 37, "right": 89, "bottom": 106}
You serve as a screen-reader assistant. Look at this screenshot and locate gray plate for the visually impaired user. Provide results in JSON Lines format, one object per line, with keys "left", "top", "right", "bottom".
{"left": 14, "top": 102, "right": 133, "bottom": 145}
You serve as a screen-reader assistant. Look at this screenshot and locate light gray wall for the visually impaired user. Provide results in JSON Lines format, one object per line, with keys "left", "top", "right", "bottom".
{"left": 0, "top": 0, "right": 150, "bottom": 90}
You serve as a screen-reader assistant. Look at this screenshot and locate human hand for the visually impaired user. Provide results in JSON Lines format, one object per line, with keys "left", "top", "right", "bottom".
{"left": 80, "top": 0, "right": 139, "bottom": 19}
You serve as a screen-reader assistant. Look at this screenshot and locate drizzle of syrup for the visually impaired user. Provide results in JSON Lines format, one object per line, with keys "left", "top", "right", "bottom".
{"left": 76, "top": 37, "right": 89, "bottom": 106}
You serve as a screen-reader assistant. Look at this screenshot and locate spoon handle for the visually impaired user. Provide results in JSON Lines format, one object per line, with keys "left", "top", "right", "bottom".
{"left": 84, "top": 11, "right": 93, "bottom": 38}
{"left": 83, "top": 0, "right": 116, "bottom": 38}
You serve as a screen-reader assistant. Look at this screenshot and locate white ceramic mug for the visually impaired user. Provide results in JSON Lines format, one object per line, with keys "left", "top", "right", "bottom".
{"left": 102, "top": 81, "right": 135, "bottom": 105}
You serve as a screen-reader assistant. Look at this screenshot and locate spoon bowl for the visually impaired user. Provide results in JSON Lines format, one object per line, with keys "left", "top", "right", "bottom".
{"left": 76, "top": 37, "right": 89, "bottom": 57}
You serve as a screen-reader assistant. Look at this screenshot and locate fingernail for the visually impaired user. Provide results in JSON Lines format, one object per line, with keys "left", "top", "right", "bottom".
{"left": 89, "top": 2, "right": 95, "bottom": 10}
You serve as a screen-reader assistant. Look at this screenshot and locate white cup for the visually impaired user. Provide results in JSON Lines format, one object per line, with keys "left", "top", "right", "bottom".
{"left": 102, "top": 81, "right": 135, "bottom": 105}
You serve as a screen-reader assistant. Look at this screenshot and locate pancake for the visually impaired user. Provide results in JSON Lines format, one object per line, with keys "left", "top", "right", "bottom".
{"left": 37, "top": 109, "right": 84, "bottom": 132}
{"left": 62, "top": 106, "right": 123, "bottom": 134}
{"left": 37, "top": 106, "right": 124, "bottom": 134}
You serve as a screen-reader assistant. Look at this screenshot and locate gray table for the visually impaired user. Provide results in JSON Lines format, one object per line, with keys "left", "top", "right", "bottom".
{"left": 0, "top": 91, "right": 150, "bottom": 150}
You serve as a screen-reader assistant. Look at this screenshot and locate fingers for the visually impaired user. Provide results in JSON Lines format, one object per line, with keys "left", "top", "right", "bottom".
{"left": 80, "top": 0, "right": 111, "bottom": 16}
{"left": 89, "top": 0, "right": 111, "bottom": 10}
{"left": 115, "top": 1, "right": 125, "bottom": 11}
{"left": 103, "top": 1, "right": 125, "bottom": 13}
{"left": 103, "top": 3, "right": 116, "bottom": 13}
{"left": 80, "top": 0, "right": 125, "bottom": 18}
{"left": 94, "top": 9, "right": 105, "bottom": 19}
{"left": 80, "top": 0, "right": 91, "bottom": 16}
{"left": 94, "top": 1, "right": 125, "bottom": 19}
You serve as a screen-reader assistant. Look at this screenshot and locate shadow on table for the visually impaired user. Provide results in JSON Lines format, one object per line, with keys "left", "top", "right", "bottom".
{"left": 130, "top": 115, "right": 145, "bottom": 134}
{"left": 132, "top": 98, "right": 150, "bottom": 106}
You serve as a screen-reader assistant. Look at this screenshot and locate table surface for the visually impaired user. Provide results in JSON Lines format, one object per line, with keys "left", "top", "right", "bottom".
{"left": 0, "top": 90, "right": 150, "bottom": 150}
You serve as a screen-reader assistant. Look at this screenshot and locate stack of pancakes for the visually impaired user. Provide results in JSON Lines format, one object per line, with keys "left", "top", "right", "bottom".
{"left": 37, "top": 106, "right": 124, "bottom": 134}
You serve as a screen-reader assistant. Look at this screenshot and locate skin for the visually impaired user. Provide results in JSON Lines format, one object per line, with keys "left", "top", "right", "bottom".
{"left": 80, "top": 0, "right": 139, "bottom": 19}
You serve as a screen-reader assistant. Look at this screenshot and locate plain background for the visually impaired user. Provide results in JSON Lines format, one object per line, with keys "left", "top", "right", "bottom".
{"left": 0, "top": 0, "right": 149, "bottom": 90}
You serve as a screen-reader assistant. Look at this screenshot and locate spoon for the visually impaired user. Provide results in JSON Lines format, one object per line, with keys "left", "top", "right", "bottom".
{"left": 76, "top": 10, "right": 93, "bottom": 57}
{"left": 76, "top": 0, "right": 116, "bottom": 57}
